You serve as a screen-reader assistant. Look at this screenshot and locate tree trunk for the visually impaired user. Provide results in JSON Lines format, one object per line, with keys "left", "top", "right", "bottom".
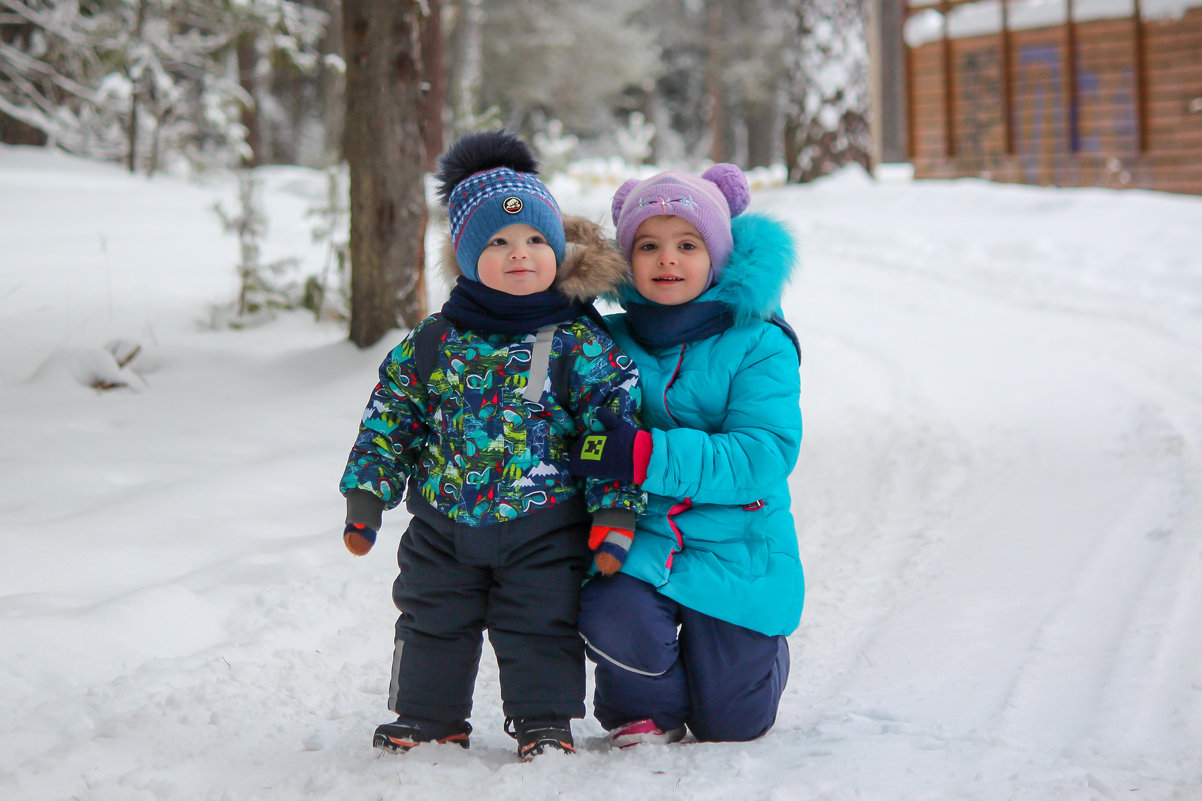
{"left": 451, "top": 0, "right": 484, "bottom": 132}
{"left": 419, "top": 0, "right": 445, "bottom": 171}
{"left": 126, "top": 0, "right": 149, "bottom": 173}
{"left": 744, "top": 99, "right": 777, "bottom": 169}
{"left": 319, "top": 0, "right": 345, "bottom": 163}
{"left": 705, "top": 0, "right": 728, "bottom": 164}
{"left": 237, "top": 34, "right": 262, "bottom": 168}
{"left": 343, "top": 0, "right": 428, "bottom": 348}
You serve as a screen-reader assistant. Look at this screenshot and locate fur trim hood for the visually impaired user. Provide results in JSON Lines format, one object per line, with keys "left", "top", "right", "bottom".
{"left": 439, "top": 215, "right": 628, "bottom": 304}
{"left": 705, "top": 213, "right": 799, "bottom": 324}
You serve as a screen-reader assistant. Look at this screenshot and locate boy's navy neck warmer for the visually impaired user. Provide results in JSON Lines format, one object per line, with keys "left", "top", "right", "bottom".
{"left": 624, "top": 300, "right": 735, "bottom": 349}
{"left": 441, "top": 276, "right": 583, "bottom": 335}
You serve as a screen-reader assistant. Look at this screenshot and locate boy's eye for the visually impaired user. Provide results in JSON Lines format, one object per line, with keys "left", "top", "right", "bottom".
{"left": 528, "top": 235, "right": 546, "bottom": 245}
{"left": 489, "top": 237, "right": 508, "bottom": 246}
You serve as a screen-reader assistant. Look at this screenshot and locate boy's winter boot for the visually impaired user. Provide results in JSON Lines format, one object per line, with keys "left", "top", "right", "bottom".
{"left": 504, "top": 717, "right": 575, "bottom": 760}
{"left": 373, "top": 718, "right": 472, "bottom": 752}
{"left": 609, "top": 718, "right": 686, "bottom": 748}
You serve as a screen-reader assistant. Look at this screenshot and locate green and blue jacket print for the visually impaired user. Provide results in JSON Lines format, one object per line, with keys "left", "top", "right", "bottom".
{"left": 341, "top": 217, "right": 645, "bottom": 532}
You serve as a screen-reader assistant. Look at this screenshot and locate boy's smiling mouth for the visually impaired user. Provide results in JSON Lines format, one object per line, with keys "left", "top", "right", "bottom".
{"left": 653, "top": 275, "right": 684, "bottom": 282}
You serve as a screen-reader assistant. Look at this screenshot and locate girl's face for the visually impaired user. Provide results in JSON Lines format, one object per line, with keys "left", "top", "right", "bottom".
{"left": 475, "top": 223, "right": 558, "bottom": 295}
{"left": 630, "top": 215, "right": 711, "bottom": 305}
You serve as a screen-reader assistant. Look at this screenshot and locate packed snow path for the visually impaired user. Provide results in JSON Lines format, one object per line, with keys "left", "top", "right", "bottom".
{"left": 1, "top": 150, "right": 1199, "bottom": 800}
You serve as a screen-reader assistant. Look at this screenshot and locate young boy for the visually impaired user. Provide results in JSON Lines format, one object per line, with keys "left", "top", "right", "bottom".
{"left": 339, "top": 130, "right": 644, "bottom": 760}
{"left": 569, "top": 165, "right": 804, "bottom": 747}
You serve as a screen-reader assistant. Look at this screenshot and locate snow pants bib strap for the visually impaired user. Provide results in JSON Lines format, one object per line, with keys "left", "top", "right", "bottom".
{"left": 522, "top": 325, "right": 558, "bottom": 402}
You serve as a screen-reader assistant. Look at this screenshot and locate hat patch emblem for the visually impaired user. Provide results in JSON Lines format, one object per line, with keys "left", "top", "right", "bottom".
{"left": 502, "top": 196, "right": 524, "bottom": 214}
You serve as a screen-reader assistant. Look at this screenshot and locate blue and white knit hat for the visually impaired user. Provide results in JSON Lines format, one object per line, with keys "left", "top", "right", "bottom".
{"left": 436, "top": 130, "right": 566, "bottom": 282}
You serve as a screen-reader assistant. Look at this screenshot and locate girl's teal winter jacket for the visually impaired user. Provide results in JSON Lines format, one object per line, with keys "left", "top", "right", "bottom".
{"left": 608, "top": 213, "right": 804, "bottom": 637}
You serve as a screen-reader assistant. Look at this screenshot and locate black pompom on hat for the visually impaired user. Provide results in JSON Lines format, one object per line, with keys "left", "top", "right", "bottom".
{"left": 436, "top": 130, "right": 565, "bottom": 281}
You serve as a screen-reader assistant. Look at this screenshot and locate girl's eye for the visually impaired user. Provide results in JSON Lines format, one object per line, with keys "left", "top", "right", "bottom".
{"left": 679, "top": 241, "right": 696, "bottom": 251}
{"left": 637, "top": 242, "right": 658, "bottom": 251}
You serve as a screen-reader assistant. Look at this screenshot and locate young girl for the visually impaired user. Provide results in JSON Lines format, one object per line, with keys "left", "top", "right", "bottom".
{"left": 340, "top": 131, "right": 644, "bottom": 760}
{"left": 569, "top": 165, "right": 804, "bottom": 746}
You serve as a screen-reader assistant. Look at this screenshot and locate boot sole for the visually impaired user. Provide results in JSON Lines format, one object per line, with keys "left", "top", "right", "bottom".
{"left": 373, "top": 732, "right": 470, "bottom": 752}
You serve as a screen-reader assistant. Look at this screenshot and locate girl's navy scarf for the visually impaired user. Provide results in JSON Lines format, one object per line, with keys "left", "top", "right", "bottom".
{"left": 625, "top": 299, "right": 801, "bottom": 361}
{"left": 624, "top": 300, "right": 735, "bottom": 349}
{"left": 441, "top": 276, "right": 585, "bottom": 335}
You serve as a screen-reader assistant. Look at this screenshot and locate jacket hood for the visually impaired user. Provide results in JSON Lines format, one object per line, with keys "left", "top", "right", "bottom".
{"left": 617, "top": 212, "right": 799, "bottom": 323}
{"left": 440, "top": 214, "right": 628, "bottom": 304}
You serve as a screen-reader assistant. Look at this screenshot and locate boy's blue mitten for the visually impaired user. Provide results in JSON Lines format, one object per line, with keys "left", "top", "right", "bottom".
{"left": 570, "top": 409, "right": 652, "bottom": 484}
{"left": 343, "top": 522, "right": 377, "bottom": 556}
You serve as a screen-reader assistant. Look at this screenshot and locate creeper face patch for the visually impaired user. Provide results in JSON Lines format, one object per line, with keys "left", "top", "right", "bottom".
{"left": 581, "top": 435, "right": 606, "bottom": 461}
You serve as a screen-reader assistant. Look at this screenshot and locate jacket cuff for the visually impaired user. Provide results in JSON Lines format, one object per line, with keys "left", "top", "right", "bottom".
{"left": 345, "top": 490, "right": 385, "bottom": 530}
{"left": 592, "top": 507, "right": 635, "bottom": 533}
{"left": 632, "top": 429, "right": 653, "bottom": 484}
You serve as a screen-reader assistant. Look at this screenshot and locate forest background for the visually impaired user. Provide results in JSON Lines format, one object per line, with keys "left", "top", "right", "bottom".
{"left": 0, "top": 0, "right": 868, "bottom": 180}
{"left": 2, "top": 0, "right": 869, "bottom": 345}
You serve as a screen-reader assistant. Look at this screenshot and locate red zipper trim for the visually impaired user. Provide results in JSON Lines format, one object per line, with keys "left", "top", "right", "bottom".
{"left": 661, "top": 344, "right": 689, "bottom": 569}
{"left": 662, "top": 344, "right": 686, "bottom": 426}
{"left": 664, "top": 497, "right": 691, "bottom": 569}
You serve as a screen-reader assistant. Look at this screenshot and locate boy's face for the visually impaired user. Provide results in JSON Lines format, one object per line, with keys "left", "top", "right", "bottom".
{"left": 476, "top": 223, "right": 558, "bottom": 295}
{"left": 630, "top": 215, "right": 711, "bottom": 306}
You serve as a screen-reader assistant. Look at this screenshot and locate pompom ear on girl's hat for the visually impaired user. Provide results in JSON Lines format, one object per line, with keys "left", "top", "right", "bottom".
{"left": 611, "top": 164, "right": 751, "bottom": 283}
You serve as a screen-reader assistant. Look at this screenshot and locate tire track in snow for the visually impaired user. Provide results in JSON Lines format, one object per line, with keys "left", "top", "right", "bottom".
{"left": 995, "top": 378, "right": 1202, "bottom": 760}
{"left": 782, "top": 217, "right": 1202, "bottom": 791}
{"left": 784, "top": 249, "right": 979, "bottom": 730}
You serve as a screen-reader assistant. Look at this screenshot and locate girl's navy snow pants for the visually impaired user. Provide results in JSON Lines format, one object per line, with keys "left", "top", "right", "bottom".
{"left": 579, "top": 572, "right": 790, "bottom": 742}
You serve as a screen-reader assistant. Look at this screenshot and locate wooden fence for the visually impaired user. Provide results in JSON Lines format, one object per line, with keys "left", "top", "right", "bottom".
{"left": 905, "top": 0, "right": 1202, "bottom": 195}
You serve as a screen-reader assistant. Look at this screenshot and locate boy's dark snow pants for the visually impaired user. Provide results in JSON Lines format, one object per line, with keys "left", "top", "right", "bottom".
{"left": 579, "top": 572, "right": 790, "bottom": 742}
{"left": 387, "top": 498, "right": 591, "bottom": 727}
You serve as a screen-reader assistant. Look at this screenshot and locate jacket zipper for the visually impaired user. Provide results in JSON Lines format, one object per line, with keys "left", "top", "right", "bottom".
{"left": 663, "top": 343, "right": 690, "bottom": 569}
{"left": 662, "top": 344, "right": 686, "bottom": 426}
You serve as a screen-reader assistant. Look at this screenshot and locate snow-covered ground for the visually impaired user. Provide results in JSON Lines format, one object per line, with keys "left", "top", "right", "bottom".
{"left": 2, "top": 145, "right": 1200, "bottom": 800}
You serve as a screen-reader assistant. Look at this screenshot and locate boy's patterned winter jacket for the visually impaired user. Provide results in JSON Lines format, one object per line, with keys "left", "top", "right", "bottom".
{"left": 607, "top": 213, "right": 805, "bottom": 637}
{"left": 341, "top": 217, "right": 645, "bottom": 531}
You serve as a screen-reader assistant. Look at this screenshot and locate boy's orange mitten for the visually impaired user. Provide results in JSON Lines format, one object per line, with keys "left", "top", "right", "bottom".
{"left": 590, "top": 525, "right": 634, "bottom": 576}
{"left": 343, "top": 522, "right": 377, "bottom": 556}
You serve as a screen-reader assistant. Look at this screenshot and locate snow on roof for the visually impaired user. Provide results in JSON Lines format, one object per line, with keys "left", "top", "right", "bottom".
{"left": 905, "top": 0, "right": 1200, "bottom": 47}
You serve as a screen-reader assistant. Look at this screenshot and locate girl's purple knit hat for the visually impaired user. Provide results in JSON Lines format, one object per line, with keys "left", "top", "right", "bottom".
{"left": 611, "top": 164, "right": 751, "bottom": 284}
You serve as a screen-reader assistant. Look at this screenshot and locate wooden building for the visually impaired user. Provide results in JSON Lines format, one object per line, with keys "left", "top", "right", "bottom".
{"left": 874, "top": 0, "right": 1202, "bottom": 195}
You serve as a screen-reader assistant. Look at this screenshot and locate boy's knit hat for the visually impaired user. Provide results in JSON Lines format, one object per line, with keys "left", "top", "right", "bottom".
{"left": 611, "top": 164, "right": 751, "bottom": 285}
{"left": 436, "top": 130, "right": 566, "bottom": 282}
